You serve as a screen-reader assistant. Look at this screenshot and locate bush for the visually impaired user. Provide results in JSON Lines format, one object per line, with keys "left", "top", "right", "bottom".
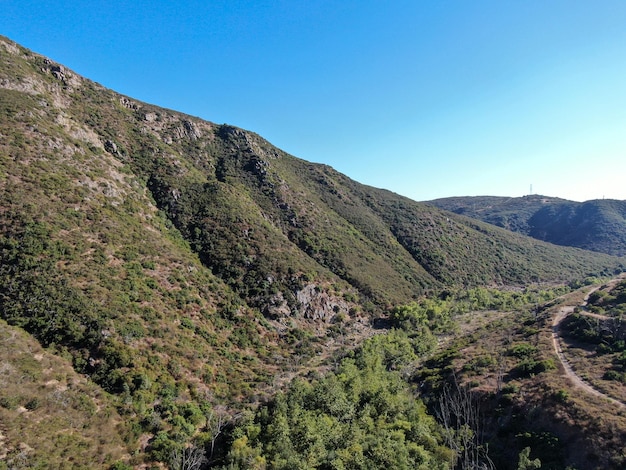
{"left": 463, "top": 355, "right": 497, "bottom": 373}
{"left": 0, "top": 396, "right": 19, "bottom": 410}
{"left": 24, "top": 397, "right": 40, "bottom": 410}
{"left": 501, "top": 383, "right": 519, "bottom": 395}
{"left": 109, "top": 462, "right": 133, "bottom": 470}
{"left": 515, "top": 359, "right": 555, "bottom": 378}
{"left": 507, "top": 343, "right": 539, "bottom": 358}
{"left": 603, "top": 370, "right": 626, "bottom": 383}
{"left": 553, "top": 390, "right": 569, "bottom": 403}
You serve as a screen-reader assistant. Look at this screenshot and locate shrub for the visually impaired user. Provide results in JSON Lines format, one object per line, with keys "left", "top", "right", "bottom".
{"left": 0, "top": 396, "right": 19, "bottom": 410}
{"left": 25, "top": 397, "right": 40, "bottom": 410}
{"left": 515, "top": 359, "right": 555, "bottom": 378}
{"left": 603, "top": 370, "right": 626, "bottom": 383}
{"left": 501, "top": 383, "right": 519, "bottom": 395}
{"left": 109, "top": 462, "right": 133, "bottom": 470}
{"left": 507, "top": 343, "right": 539, "bottom": 358}
{"left": 553, "top": 390, "right": 569, "bottom": 403}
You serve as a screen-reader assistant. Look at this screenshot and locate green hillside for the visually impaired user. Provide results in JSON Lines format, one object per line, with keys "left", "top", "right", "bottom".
{"left": 1, "top": 35, "right": 625, "bottom": 468}
{"left": 428, "top": 195, "right": 626, "bottom": 256}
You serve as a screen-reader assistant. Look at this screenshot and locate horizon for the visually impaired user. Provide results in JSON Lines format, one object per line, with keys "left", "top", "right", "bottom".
{"left": 2, "top": 1, "right": 626, "bottom": 203}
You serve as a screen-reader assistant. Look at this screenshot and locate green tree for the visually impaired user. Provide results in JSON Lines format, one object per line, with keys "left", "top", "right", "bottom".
{"left": 517, "top": 447, "right": 541, "bottom": 470}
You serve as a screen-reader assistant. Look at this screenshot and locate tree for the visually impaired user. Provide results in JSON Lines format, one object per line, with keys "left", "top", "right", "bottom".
{"left": 517, "top": 447, "right": 541, "bottom": 470}
{"left": 438, "top": 377, "right": 494, "bottom": 470}
{"left": 169, "top": 445, "right": 207, "bottom": 470}
{"left": 205, "top": 406, "right": 230, "bottom": 461}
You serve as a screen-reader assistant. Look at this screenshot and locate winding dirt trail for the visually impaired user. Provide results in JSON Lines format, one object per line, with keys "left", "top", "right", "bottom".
{"left": 551, "top": 282, "right": 626, "bottom": 408}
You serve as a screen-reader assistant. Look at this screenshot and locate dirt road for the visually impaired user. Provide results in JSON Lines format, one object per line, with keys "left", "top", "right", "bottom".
{"left": 551, "top": 285, "right": 626, "bottom": 408}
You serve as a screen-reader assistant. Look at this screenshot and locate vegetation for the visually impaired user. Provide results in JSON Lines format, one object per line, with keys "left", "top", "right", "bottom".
{"left": 560, "top": 280, "right": 626, "bottom": 385}
{"left": 0, "top": 319, "right": 128, "bottom": 469}
{"left": 414, "top": 282, "right": 626, "bottom": 470}
{"left": 1, "top": 34, "right": 626, "bottom": 469}
{"left": 219, "top": 331, "right": 452, "bottom": 469}
{"left": 428, "top": 195, "right": 626, "bottom": 256}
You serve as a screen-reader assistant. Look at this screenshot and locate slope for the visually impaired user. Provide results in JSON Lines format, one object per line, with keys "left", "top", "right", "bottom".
{"left": 416, "top": 280, "right": 626, "bottom": 469}
{"left": 0, "top": 319, "right": 129, "bottom": 468}
{"left": 428, "top": 195, "right": 626, "bottom": 256}
{"left": 0, "top": 35, "right": 624, "bottom": 466}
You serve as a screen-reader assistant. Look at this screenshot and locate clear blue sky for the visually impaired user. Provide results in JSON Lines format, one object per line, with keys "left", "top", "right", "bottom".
{"left": 3, "top": 1, "right": 626, "bottom": 202}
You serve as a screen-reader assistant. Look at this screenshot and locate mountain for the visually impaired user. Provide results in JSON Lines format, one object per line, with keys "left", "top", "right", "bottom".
{"left": 1, "top": 35, "right": 624, "bottom": 468}
{"left": 427, "top": 195, "right": 626, "bottom": 256}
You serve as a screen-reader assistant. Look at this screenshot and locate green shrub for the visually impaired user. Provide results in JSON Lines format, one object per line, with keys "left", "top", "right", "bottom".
{"left": 515, "top": 359, "right": 555, "bottom": 378}
{"left": 553, "top": 390, "right": 569, "bottom": 403}
{"left": 501, "top": 383, "right": 519, "bottom": 395}
{"left": 24, "top": 397, "right": 40, "bottom": 410}
{"left": 463, "top": 355, "right": 497, "bottom": 373}
{"left": 507, "top": 343, "right": 538, "bottom": 358}
{"left": 0, "top": 396, "right": 19, "bottom": 410}
{"left": 109, "top": 462, "right": 133, "bottom": 470}
{"left": 603, "top": 370, "right": 626, "bottom": 383}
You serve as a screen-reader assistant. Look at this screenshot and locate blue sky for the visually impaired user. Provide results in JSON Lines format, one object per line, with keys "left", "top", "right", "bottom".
{"left": 2, "top": 1, "right": 626, "bottom": 202}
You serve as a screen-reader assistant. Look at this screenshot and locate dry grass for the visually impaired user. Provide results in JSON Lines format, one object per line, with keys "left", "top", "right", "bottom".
{"left": 0, "top": 320, "right": 130, "bottom": 469}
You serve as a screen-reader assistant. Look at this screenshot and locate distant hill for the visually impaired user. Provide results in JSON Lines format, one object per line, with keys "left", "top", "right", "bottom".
{"left": 427, "top": 195, "right": 626, "bottom": 256}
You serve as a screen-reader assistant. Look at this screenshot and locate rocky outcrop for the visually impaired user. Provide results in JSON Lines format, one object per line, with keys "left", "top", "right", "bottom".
{"left": 296, "top": 284, "right": 351, "bottom": 322}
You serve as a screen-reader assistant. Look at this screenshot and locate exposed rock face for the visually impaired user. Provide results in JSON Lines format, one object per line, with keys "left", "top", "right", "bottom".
{"left": 173, "top": 120, "right": 203, "bottom": 140}
{"left": 296, "top": 284, "right": 350, "bottom": 322}
{"left": 43, "top": 58, "right": 82, "bottom": 89}
{"left": 104, "top": 139, "right": 118, "bottom": 154}
{"left": 55, "top": 113, "right": 104, "bottom": 149}
{"left": 265, "top": 291, "right": 292, "bottom": 318}
{"left": 263, "top": 284, "right": 353, "bottom": 323}
{"left": 119, "top": 97, "right": 138, "bottom": 110}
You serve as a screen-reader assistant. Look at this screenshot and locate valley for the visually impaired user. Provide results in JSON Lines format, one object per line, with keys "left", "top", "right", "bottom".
{"left": 419, "top": 279, "right": 626, "bottom": 469}
{"left": 1, "top": 35, "right": 626, "bottom": 469}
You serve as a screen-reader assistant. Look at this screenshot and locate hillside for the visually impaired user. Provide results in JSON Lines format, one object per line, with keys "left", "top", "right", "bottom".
{"left": 1, "top": 35, "right": 625, "bottom": 468}
{"left": 0, "top": 319, "right": 129, "bottom": 467}
{"left": 417, "top": 279, "right": 626, "bottom": 469}
{"left": 427, "top": 195, "right": 626, "bottom": 256}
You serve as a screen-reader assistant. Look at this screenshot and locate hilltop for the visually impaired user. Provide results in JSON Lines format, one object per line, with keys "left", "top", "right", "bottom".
{"left": 427, "top": 195, "right": 626, "bottom": 256}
